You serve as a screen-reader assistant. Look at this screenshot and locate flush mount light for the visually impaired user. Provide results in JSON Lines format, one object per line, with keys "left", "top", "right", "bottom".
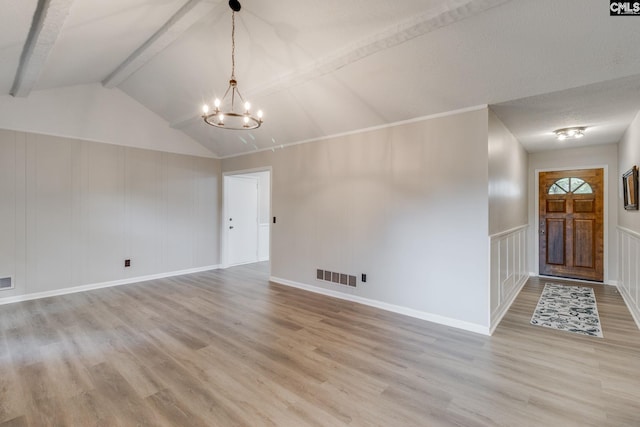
{"left": 554, "top": 127, "right": 586, "bottom": 140}
{"left": 201, "top": 0, "right": 263, "bottom": 130}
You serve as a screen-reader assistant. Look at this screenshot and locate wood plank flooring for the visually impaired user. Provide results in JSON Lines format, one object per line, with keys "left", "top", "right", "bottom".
{"left": 1, "top": 265, "right": 640, "bottom": 426}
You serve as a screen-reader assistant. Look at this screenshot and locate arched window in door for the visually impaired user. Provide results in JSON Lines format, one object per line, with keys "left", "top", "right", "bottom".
{"left": 548, "top": 177, "right": 593, "bottom": 195}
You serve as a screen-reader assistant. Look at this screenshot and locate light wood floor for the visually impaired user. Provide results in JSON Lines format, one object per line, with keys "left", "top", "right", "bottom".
{"left": 1, "top": 265, "right": 640, "bottom": 427}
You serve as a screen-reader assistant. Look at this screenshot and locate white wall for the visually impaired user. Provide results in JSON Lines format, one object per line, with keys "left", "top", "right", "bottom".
{"left": 222, "top": 108, "right": 491, "bottom": 331}
{"left": 0, "top": 83, "right": 215, "bottom": 158}
{"left": 0, "top": 129, "right": 220, "bottom": 301}
{"left": 488, "top": 109, "right": 528, "bottom": 235}
{"left": 619, "top": 110, "right": 640, "bottom": 231}
{"left": 527, "top": 144, "right": 618, "bottom": 282}
{"left": 487, "top": 110, "right": 529, "bottom": 332}
{"left": 617, "top": 110, "right": 640, "bottom": 327}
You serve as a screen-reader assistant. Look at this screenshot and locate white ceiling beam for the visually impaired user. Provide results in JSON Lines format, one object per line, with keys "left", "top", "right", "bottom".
{"left": 11, "top": 0, "right": 74, "bottom": 97}
{"left": 103, "top": 0, "right": 215, "bottom": 89}
{"left": 171, "top": 0, "right": 512, "bottom": 129}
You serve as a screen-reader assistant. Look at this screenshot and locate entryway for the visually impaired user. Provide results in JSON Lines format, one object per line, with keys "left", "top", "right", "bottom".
{"left": 224, "top": 170, "right": 271, "bottom": 267}
{"left": 538, "top": 168, "right": 604, "bottom": 282}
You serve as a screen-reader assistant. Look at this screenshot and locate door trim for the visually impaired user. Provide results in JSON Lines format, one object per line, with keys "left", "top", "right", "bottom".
{"left": 222, "top": 167, "right": 272, "bottom": 269}
{"left": 533, "top": 165, "right": 609, "bottom": 283}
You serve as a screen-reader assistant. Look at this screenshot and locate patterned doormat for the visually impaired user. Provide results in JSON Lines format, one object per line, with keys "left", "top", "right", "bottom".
{"left": 530, "top": 283, "right": 603, "bottom": 337}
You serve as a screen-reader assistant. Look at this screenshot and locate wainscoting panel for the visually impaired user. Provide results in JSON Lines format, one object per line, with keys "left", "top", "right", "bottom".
{"left": 617, "top": 227, "right": 640, "bottom": 329}
{"left": 490, "top": 225, "right": 529, "bottom": 333}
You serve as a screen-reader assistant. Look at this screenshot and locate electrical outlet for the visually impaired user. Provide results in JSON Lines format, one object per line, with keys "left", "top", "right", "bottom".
{"left": 361, "top": 273, "right": 366, "bottom": 283}
{"left": 124, "top": 259, "right": 131, "bottom": 267}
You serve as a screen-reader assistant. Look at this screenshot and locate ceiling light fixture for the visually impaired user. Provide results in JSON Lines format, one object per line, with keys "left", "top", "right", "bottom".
{"left": 201, "top": 0, "right": 262, "bottom": 130}
{"left": 554, "top": 127, "right": 586, "bottom": 140}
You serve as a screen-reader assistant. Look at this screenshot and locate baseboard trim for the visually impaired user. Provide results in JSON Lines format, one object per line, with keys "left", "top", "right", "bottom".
{"left": 533, "top": 273, "right": 616, "bottom": 287}
{"left": 269, "top": 276, "right": 490, "bottom": 336}
{"left": 0, "top": 265, "right": 221, "bottom": 306}
{"left": 225, "top": 260, "right": 265, "bottom": 268}
{"left": 617, "top": 284, "right": 640, "bottom": 330}
{"left": 489, "top": 274, "right": 529, "bottom": 335}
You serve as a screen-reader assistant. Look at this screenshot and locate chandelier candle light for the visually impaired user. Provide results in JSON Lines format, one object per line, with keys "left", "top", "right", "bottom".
{"left": 202, "top": 0, "right": 263, "bottom": 130}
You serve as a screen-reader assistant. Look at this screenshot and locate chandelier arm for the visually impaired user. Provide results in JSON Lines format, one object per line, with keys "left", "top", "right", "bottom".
{"left": 221, "top": 84, "right": 232, "bottom": 105}
{"left": 231, "top": 87, "right": 236, "bottom": 110}
{"left": 234, "top": 86, "right": 246, "bottom": 105}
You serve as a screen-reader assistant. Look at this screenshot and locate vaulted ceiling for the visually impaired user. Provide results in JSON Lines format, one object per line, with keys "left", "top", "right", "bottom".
{"left": 2, "top": 0, "right": 640, "bottom": 157}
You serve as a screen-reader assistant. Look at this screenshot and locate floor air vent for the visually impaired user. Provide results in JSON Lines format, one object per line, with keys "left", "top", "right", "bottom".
{"left": 0, "top": 277, "right": 12, "bottom": 290}
{"left": 317, "top": 269, "right": 356, "bottom": 287}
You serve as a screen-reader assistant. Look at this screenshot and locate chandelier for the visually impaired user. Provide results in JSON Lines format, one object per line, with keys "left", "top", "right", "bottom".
{"left": 202, "top": 0, "right": 263, "bottom": 130}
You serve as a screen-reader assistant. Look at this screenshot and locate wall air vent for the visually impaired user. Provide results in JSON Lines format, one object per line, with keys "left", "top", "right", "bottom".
{"left": 0, "top": 277, "right": 13, "bottom": 290}
{"left": 317, "top": 269, "right": 357, "bottom": 288}
{"left": 348, "top": 275, "right": 356, "bottom": 287}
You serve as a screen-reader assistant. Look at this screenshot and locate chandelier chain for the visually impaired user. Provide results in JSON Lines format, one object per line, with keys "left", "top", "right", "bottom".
{"left": 231, "top": 11, "right": 236, "bottom": 80}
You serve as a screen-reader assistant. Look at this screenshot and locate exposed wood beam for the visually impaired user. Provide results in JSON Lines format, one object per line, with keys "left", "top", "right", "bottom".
{"left": 171, "top": 0, "right": 512, "bottom": 130}
{"left": 103, "top": 0, "right": 215, "bottom": 89}
{"left": 11, "top": 0, "right": 74, "bottom": 97}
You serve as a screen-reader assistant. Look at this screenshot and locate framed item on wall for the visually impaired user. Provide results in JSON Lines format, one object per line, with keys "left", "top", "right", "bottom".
{"left": 622, "top": 165, "right": 638, "bottom": 210}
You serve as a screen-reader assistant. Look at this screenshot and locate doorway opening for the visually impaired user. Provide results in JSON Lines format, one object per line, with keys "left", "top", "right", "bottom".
{"left": 223, "top": 169, "right": 271, "bottom": 267}
{"left": 538, "top": 168, "right": 604, "bottom": 282}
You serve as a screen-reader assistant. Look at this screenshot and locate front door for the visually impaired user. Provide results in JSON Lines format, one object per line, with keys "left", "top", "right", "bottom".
{"left": 539, "top": 169, "right": 604, "bottom": 282}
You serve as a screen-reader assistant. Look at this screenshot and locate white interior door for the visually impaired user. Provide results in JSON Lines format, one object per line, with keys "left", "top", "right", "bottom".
{"left": 226, "top": 176, "right": 259, "bottom": 266}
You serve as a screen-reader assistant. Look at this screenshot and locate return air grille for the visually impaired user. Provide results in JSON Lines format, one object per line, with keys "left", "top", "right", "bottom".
{"left": 316, "top": 269, "right": 356, "bottom": 288}
{"left": 0, "top": 277, "right": 12, "bottom": 290}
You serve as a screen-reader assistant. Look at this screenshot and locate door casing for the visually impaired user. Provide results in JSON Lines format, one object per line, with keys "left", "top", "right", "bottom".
{"left": 539, "top": 169, "right": 603, "bottom": 281}
{"left": 534, "top": 165, "right": 609, "bottom": 283}
{"left": 222, "top": 167, "right": 272, "bottom": 269}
